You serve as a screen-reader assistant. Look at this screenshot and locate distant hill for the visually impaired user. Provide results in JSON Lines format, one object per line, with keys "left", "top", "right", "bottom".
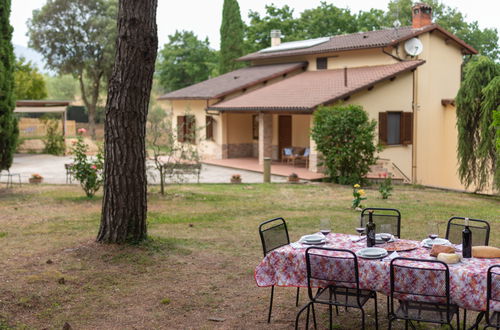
{"left": 14, "top": 44, "right": 53, "bottom": 74}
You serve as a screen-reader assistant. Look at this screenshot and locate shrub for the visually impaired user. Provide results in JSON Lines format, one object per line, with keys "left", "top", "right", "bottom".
{"left": 311, "top": 104, "right": 380, "bottom": 185}
{"left": 71, "top": 128, "right": 104, "bottom": 198}
{"left": 41, "top": 116, "right": 65, "bottom": 155}
{"left": 378, "top": 173, "right": 393, "bottom": 199}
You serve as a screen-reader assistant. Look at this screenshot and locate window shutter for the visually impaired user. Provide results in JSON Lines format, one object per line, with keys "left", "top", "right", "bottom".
{"left": 378, "top": 112, "right": 388, "bottom": 145}
{"left": 186, "top": 115, "right": 196, "bottom": 144}
{"left": 205, "top": 116, "right": 213, "bottom": 140}
{"left": 401, "top": 112, "right": 413, "bottom": 145}
{"left": 177, "top": 116, "right": 185, "bottom": 142}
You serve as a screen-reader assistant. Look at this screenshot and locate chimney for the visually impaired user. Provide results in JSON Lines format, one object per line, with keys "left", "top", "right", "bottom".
{"left": 270, "top": 29, "right": 281, "bottom": 47}
{"left": 412, "top": 3, "right": 432, "bottom": 28}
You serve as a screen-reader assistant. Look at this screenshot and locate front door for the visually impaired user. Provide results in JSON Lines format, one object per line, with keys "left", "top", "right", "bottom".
{"left": 278, "top": 115, "right": 292, "bottom": 160}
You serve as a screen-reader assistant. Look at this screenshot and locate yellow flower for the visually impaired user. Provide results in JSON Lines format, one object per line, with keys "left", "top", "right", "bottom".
{"left": 358, "top": 189, "right": 365, "bottom": 195}
{"left": 353, "top": 184, "right": 360, "bottom": 188}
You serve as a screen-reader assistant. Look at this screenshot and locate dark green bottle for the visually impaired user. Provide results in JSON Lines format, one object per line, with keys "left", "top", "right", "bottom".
{"left": 366, "top": 211, "right": 376, "bottom": 247}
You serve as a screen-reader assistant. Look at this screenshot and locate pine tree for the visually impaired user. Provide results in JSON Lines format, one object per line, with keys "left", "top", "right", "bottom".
{"left": 456, "top": 56, "right": 500, "bottom": 191}
{"left": 0, "top": 0, "right": 18, "bottom": 171}
{"left": 219, "top": 0, "right": 245, "bottom": 74}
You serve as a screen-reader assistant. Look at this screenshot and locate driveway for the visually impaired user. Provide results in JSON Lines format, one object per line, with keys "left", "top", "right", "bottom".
{"left": 1, "top": 154, "right": 287, "bottom": 185}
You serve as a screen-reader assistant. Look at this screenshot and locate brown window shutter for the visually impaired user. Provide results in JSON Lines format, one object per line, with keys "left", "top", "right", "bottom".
{"left": 378, "top": 112, "right": 388, "bottom": 145}
{"left": 205, "top": 116, "right": 213, "bottom": 140}
{"left": 401, "top": 112, "right": 413, "bottom": 145}
{"left": 177, "top": 116, "right": 185, "bottom": 142}
{"left": 186, "top": 115, "right": 196, "bottom": 144}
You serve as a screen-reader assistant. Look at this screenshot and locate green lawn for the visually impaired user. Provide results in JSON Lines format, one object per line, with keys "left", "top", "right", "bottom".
{"left": 0, "top": 183, "right": 498, "bottom": 329}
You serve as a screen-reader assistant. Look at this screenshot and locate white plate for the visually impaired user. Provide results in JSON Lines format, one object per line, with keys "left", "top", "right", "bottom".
{"left": 302, "top": 234, "right": 324, "bottom": 243}
{"left": 357, "top": 247, "right": 388, "bottom": 258}
{"left": 422, "top": 238, "right": 451, "bottom": 248}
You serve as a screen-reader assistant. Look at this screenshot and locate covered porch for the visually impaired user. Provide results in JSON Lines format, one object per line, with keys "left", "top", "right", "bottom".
{"left": 202, "top": 157, "right": 325, "bottom": 181}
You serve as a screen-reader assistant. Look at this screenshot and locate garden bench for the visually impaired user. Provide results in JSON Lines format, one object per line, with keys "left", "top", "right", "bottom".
{"left": 162, "top": 163, "right": 201, "bottom": 183}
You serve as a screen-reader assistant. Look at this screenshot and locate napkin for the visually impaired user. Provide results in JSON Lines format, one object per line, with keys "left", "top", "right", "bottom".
{"left": 383, "top": 251, "right": 400, "bottom": 261}
{"left": 290, "top": 242, "right": 303, "bottom": 249}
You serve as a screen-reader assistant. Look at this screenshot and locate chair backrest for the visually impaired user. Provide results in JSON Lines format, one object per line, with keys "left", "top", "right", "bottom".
{"left": 487, "top": 265, "right": 500, "bottom": 322}
{"left": 445, "top": 216, "right": 490, "bottom": 246}
{"left": 360, "top": 207, "right": 401, "bottom": 238}
{"left": 390, "top": 257, "right": 450, "bottom": 308}
{"left": 258, "top": 217, "right": 290, "bottom": 257}
{"left": 283, "top": 148, "right": 293, "bottom": 156}
{"left": 303, "top": 148, "right": 310, "bottom": 157}
{"left": 305, "top": 247, "right": 359, "bottom": 300}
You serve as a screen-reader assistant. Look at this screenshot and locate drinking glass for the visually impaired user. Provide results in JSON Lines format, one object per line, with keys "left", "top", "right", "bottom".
{"left": 320, "top": 218, "right": 331, "bottom": 237}
{"left": 427, "top": 222, "right": 440, "bottom": 241}
{"left": 355, "top": 227, "right": 365, "bottom": 237}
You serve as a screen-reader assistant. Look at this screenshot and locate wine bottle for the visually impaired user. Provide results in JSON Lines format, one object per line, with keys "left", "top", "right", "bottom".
{"left": 366, "top": 211, "right": 376, "bottom": 247}
{"left": 462, "top": 217, "right": 472, "bottom": 258}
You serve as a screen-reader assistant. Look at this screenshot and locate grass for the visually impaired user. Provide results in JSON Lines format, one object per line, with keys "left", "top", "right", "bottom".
{"left": 0, "top": 183, "right": 498, "bottom": 329}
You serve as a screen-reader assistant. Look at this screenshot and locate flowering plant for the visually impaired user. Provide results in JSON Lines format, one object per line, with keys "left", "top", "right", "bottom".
{"left": 352, "top": 184, "right": 367, "bottom": 209}
{"left": 31, "top": 173, "right": 43, "bottom": 179}
{"left": 71, "top": 130, "right": 104, "bottom": 198}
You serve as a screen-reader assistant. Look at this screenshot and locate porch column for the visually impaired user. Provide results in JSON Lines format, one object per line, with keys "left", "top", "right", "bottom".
{"left": 258, "top": 113, "right": 272, "bottom": 164}
{"left": 309, "top": 119, "right": 319, "bottom": 172}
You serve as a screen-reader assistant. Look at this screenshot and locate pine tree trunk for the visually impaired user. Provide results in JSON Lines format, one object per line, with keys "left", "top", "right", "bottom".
{"left": 97, "top": 0, "right": 158, "bottom": 243}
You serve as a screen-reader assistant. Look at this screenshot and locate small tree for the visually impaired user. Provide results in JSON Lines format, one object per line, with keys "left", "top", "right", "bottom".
{"left": 14, "top": 57, "right": 47, "bottom": 100}
{"left": 311, "top": 104, "right": 379, "bottom": 185}
{"left": 40, "top": 115, "right": 65, "bottom": 155}
{"left": 71, "top": 129, "right": 104, "bottom": 198}
{"left": 219, "top": 0, "right": 245, "bottom": 74}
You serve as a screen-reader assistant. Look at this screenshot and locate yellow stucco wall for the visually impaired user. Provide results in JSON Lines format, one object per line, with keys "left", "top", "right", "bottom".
{"left": 413, "top": 31, "right": 465, "bottom": 190}
{"left": 226, "top": 113, "right": 253, "bottom": 143}
{"left": 345, "top": 73, "right": 414, "bottom": 178}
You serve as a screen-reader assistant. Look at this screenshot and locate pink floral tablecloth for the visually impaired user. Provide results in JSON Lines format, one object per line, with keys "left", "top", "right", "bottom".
{"left": 254, "top": 233, "right": 500, "bottom": 311}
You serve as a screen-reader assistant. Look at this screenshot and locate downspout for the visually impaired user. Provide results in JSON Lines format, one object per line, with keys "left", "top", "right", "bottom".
{"left": 412, "top": 68, "right": 418, "bottom": 183}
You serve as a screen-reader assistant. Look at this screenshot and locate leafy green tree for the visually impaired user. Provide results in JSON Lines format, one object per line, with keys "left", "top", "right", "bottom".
{"left": 219, "top": 0, "right": 245, "bottom": 74}
{"left": 311, "top": 104, "right": 379, "bottom": 185}
{"left": 0, "top": 0, "right": 18, "bottom": 171}
{"left": 297, "top": 2, "right": 358, "bottom": 39}
{"left": 14, "top": 57, "right": 47, "bottom": 100}
{"left": 493, "top": 109, "right": 500, "bottom": 189}
{"left": 456, "top": 56, "right": 500, "bottom": 191}
{"left": 27, "top": 0, "right": 117, "bottom": 139}
{"left": 45, "top": 74, "right": 78, "bottom": 100}
{"left": 157, "top": 30, "right": 218, "bottom": 92}
{"left": 244, "top": 4, "right": 300, "bottom": 53}
{"left": 355, "top": 9, "right": 387, "bottom": 32}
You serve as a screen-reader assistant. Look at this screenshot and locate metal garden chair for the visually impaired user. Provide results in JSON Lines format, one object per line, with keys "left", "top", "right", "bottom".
{"left": 445, "top": 216, "right": 490, "bottom": 246}
{"left": 295, "top": 247, "right": 379, "bottom": 330}
{"left": 388, "top": 257, "right": 460, "bottom": 330}
{"left": 360, "top": 207, "right": 401, "bottom": 238}
{"left": 258, "top": 217, "right": 300, "bottom": 323}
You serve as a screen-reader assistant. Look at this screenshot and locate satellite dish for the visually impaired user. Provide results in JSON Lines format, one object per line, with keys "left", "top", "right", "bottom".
{"left": 404, "top": 38, "right": 423, "bottom": 56}
{"left": 393, "top": 19, "right": 401, "bottom": 28}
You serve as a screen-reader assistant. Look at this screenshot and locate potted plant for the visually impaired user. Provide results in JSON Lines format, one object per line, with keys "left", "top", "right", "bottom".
{"left": 230, "top": 174, "right": 241, "bottom": 184}
{"left": 288, "top": 173, "right": 300, "bottom": 183}
{"left": 29, "top": 173, "right": 44, "bottom": 184}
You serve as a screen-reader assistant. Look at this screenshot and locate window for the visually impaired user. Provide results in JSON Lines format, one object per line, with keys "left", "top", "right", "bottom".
{"left": 177, "top": 115, "right": 196, "bottom": 144}
{"left": 205, "top": 116, "right": 214, "bottom": 140}
{"left": 316, "top": 57, "right": 327, "bottom": 70}
{"left": 378, "top": 112, "right": 413, "bottom": 145}
{"left": 252, "top": 114, "right": 259, "bottom": 140}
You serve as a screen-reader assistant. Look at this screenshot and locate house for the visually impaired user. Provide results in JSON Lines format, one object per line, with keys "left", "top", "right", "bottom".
{"left": 158, "top": 3, "right": 477, "bottom": 191}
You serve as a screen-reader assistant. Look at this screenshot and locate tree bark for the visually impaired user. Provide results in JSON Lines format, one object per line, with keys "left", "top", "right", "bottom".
{"left": 97, "top": 0, "right": 158, "bottom": 243}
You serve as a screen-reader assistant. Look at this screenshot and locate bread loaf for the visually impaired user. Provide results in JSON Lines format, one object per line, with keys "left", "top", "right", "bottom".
{"left": 430, "top": 244, "right": 455, "bottom": 257}
{"left": 437, "top": 253, "right": 461, "bottom": 264}
{"left": 472, "top": 246, "right": 500, "bottom": 258}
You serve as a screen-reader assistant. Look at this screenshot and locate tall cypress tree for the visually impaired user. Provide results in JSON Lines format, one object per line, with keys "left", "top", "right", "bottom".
{"left": 219, "top": 0, "right": 244, "bottom": 75}
{"left": 0, "top": 0, "right": 18, "bottom": 171}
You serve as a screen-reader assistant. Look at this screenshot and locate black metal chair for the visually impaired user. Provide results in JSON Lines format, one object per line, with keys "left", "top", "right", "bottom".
{"left": 258, "top": 217, "right": 300, "bottom": 323}
{"left": 445, "top": 216, "right": 490, "bottom": 246}
{"left": 360, "top": 207, "right": 401, "bottom": 238}
{"left": 388, "top": 257, "right": 460, "bottom": 330}
{"left": 295, "top": 247, "right": 378, "bottom": 330}
{"left": 485, "top": 265, "right": 500, "bottom": 329}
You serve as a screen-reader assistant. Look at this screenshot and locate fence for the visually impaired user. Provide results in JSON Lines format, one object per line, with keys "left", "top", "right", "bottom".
{"left": 18, "top": 118, "right": 76, "bottom": 138}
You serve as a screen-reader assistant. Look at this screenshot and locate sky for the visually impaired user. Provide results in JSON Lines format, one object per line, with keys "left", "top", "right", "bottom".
{"left": 11, "top": 0, "right": 500, "bottom": 54}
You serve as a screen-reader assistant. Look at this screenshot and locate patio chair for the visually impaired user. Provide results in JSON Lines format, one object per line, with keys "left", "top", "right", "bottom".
{"left": 295, "top": 147, "right": 310, "bottom": 168}
{"left": 445, "top": 216, "right": 490, "bottom": 246}
{"left": 258, "top": 217, "right": 300, "bottom": 323}
{"left": 485, "top": 265, "right": 500, "bottom": 329}
{"left": 281, "top": 147, "right": 296, "bottom": 165}
{"left": 295, "top": 247, "right": 379, "bottom": 330}
{"left": 0, "top": 170, "right": 21, "bottom": 188}
{"left": 446, "top": 217, "right": 490, "bottom": 328}
{"left": 388, "top": 257, "right": 460, "bottom": 330}
{"left": 360, "top": 207, "right": 401, "bottom": 238}
{"left": 65, "top": 163, "right": 75, "bottom": 184}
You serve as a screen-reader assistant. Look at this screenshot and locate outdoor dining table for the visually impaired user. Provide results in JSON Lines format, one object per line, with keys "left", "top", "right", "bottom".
{"left": 254, "top": 232, "right": 500, "bottom": 312}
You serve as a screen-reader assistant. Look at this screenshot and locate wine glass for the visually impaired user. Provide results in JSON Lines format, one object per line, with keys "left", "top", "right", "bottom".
{"left": 380, "top": 233, "right": 392, "bottom": 246}
{"left": 427, "top": 222, "right": 440, "bottom": 241}
{"left": 320, "top": 218, "right": 331, "bottom": 237}
{"left": 355, "top": 227, "right": 365, "bottom": 237}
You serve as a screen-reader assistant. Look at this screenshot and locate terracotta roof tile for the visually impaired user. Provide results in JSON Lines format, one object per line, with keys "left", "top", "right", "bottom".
{"left": 238, "top": 24, "right": 476, "bottom": 61}
{"left": 208, "top": 61, "right": 425, "bottom": 112}
{"left": 158, "top": 62, "right": 306, "bottom": 100}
